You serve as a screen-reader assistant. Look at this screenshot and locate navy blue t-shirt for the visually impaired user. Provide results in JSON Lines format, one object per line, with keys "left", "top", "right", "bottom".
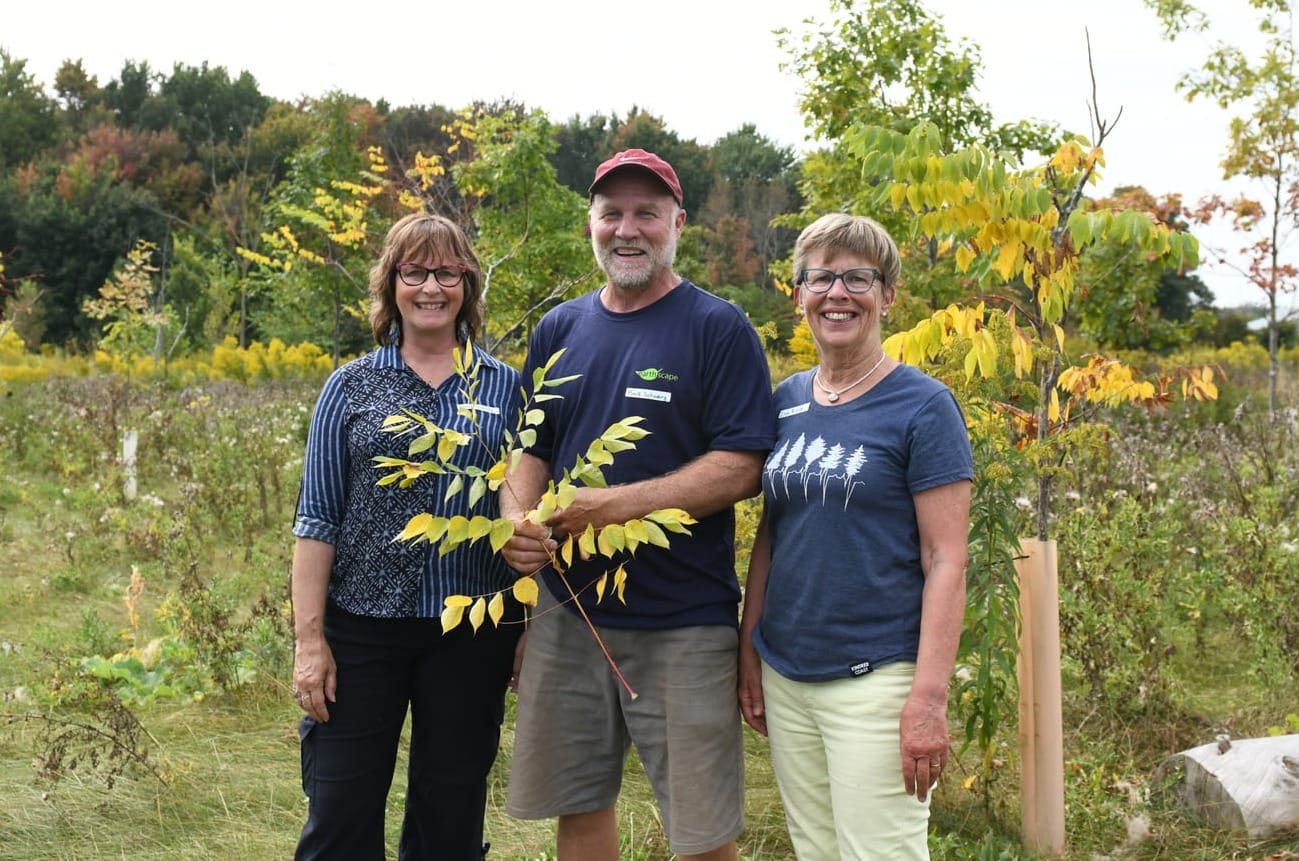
{"left": 522, "top": 281, "right": 776, "bottom": 628}
{"left": 754, "top": 364, "right": 973, "bottom": 681}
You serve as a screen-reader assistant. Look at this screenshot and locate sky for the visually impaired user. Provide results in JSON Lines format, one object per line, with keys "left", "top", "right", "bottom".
{"left": 4, "top": 0, "right": 1294, "bottom": 313}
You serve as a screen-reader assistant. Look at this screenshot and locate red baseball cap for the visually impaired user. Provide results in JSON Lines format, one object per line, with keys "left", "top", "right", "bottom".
{"left": 588, "top": 148, "right": 684, "bottom": 206}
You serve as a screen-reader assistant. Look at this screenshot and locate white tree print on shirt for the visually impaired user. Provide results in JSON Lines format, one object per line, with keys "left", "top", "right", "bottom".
{"left": 780, "top": 433, "right": 805, "bottom": 498}
{"left": 817, "top": 443, "right": 845, "bottom": 504}
{"left": 800, "top": 436, "right": 827, "bottom": 499}
{"left": 841, "top": 445, "right": 868, "bottom": 509}
{"left": 767, "top": 431, "right": 869, "bottom": 509}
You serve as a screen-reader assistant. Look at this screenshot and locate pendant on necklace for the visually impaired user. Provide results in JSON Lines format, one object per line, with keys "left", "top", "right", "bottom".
{"left": 826, "top": 391, "right": 839, "bottom": 403}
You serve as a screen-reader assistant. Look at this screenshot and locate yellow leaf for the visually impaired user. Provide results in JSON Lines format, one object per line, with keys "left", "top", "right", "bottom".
{"left": 993, "top": 242, "right": 1019, "bottom": 281}
{"left": 560, "top": 534, "right": 574, "bottom": 567}
{"left": 1049, "top": 389, "right": 1061, "bottom": 424}
{"left": 397, "top": 512, "right": 435, "bottom": 543}
{"left": 645, "top": 508, "right": 696, "bottom": 533}
{"left": 579, "top": 524, "right": 597, "bottom": 559}
{"left": 597, "top": 523, "right": 626, "bottom": 556}
{"left": 422, "top": 516, "right": 449, "bottom": 545}
{"left": 512, "top": 577, "right": 539, "bottom": 606}
{"left": 489, "top": 518, "right": 515, "bottom": 553}
{"left": 974, "top": 329, "right": 997, "bottom": 378}
{"left": 441, "top": 603, "right": 465, "bottom": 632}
{"left": 446, "top": 515, "right": 469, "bottom": 545}
{"left": 440, "top": 594, "right": 471, "bottom": 632}
{"left": 614, "top": 565, "right": 629, "bottom": 604}
{"left": 556, "top": 483, "right": 577, "bottom": 509}
{"left": 642, "top": 520, "right": 669, "bottom": 549}
{"left": 469, "top": 597, "right": 486, "bottom": 632}
{"left": 488, "top": 591, "right": 504, "bottom": 626}
{"left": 954, "top": 244, "right": 976, "bottom": 272}
{"left": 595, "top": 573, "right": 607, "bottom": 603}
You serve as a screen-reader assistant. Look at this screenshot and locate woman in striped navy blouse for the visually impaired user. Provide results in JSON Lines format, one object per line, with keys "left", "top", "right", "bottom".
{"left": 289, "top": 213, "right": 522, "bottom": 860}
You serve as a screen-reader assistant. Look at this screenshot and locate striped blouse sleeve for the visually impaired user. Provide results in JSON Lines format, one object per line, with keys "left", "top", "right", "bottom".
{"left": 292, "top": 370, "right": 349, "bottom": 543}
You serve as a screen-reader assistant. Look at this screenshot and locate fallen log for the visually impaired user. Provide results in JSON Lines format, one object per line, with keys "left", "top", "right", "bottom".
{"left": 1153, "top": 734, "right": 1299, "bottom": 839}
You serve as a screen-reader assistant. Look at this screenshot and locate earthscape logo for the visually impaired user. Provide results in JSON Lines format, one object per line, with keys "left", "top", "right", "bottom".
{"left": 634, "top": 367, "right": 678, "bottom": 382}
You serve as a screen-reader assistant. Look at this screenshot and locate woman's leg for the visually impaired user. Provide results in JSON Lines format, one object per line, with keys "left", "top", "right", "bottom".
{"left": 399, "top": 616, "right": 519, "bottom": 860}
{"left": 296, "top": 610, "right": 412, "bottom": 861}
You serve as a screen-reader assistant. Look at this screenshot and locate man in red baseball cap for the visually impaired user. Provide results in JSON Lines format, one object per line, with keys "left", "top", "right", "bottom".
{"left": 502, "top": 147, "right": 775, "bottom": 860}
{"left": 588, "top": 147, "right": 684, "bottom": 207}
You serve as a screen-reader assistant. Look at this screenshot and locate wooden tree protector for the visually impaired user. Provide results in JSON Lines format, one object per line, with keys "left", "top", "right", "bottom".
{"left": 1016, "top": 538, "right": 1066, "bottom": 855}
{"left": 1154, "top": 735, "right": 1299, "bottom": 838}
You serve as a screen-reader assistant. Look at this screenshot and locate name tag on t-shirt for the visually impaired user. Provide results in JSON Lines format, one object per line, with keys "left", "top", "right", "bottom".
{"left": 625, "top": 387, "right": 672, "bottom": 403}
{"left": 778, "top": 403, "right": 810, "bottom": 419}
{"left": 461, "top": 403, "right": 502, "bottom": 415}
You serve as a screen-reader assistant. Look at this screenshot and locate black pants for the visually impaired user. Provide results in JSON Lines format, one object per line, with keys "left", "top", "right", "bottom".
{"left": 295, "top": 604, "right": 520, "bottom": 861}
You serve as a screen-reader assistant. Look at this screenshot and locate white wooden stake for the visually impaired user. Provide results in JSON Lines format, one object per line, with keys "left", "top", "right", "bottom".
{"left": 123, "top": 429, "right": 138, "bottom": 502}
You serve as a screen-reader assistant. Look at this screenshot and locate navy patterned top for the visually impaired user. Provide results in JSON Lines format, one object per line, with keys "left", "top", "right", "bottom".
{"left": 293, "top": 342, "right": 522, "bottom": 618}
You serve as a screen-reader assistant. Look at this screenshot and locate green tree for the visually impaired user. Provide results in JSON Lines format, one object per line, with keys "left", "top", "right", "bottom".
{"left": 449, "top": 108, "right": 592, "bottom": 349}
{"left": 241, "top": 92, "right": 377, "bottom": 362}
{"left": 204, "top": 100, "right": 318, "bottom": 347}
{"left": 705, "top": 124, "right": 801, "bottom": 285}
{"left": 856, "top": 119, "right": 1214, "bottom": 849}
{"left": 3, "top": 154, "right": 165, "bottom": 345}
{"left": 1148, "top": 0, "right": 1298, "bottom": 410}
{"left": 1078, "top": 187, "right": 1216, "bottom": 351}
{"left": 52, "top": 59, "right": 105, "bottom": 136}
{"left": 159, "top": 63, "right": 270, "bottom": 151}
{"left": 0, "top": 50, "right": 59, "bottom": 170}
{"left": 101, "top": 60, "right": 165, "bottom": 131}
{"left": 552, "top": 112, "right": 620, "bottom": 194}
{"left": 779, "top": 0, "right": 1059, "bottom": 310}
{"left": 609, "top": 108, "right": 713, "bottom": 210}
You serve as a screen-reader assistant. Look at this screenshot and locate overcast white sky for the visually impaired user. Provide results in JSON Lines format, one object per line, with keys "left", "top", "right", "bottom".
{"left": 4, "top": 0, "right": 1294, "bottom": 312}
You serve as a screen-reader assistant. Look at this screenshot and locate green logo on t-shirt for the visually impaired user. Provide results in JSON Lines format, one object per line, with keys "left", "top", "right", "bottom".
{"left": 634, "top": 367, "right": 679, "bottom": 382}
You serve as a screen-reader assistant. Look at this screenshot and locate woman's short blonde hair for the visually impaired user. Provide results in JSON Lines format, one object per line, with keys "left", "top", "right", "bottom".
{"left": 792, "top": 213, "right": 901, "bottom": 291}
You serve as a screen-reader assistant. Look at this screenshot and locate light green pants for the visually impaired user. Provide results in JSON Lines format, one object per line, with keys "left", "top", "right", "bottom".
{"left": 762, "top": 660, "right": 931, "bottom": 861}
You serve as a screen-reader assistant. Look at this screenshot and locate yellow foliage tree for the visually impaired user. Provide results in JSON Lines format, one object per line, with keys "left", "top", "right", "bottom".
{"left": 853, "top": 121, "right": 1217, "bottom": 539}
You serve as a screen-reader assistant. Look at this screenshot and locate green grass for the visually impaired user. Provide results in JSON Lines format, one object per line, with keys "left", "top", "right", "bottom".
{"left": 2, "top": 374, "right": 1299, "bottom": 860}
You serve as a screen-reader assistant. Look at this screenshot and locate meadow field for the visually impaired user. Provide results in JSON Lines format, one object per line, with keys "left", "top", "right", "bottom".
{"left": 2, "top": 358, "right": 1298, "bottom": 860}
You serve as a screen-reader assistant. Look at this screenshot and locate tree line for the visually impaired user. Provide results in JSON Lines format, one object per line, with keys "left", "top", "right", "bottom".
{"left": 0, "top": 0, "right": 1291, "bottom": 365}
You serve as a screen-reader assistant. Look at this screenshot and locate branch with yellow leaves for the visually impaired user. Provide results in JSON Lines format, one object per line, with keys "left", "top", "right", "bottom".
{"left": 372, "top": 344, "right": 696, "bottom": 698}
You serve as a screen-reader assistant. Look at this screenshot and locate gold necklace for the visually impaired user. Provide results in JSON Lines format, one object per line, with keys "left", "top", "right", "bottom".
{"left": 814, "top": 351, "right": 887, "bottom": 403}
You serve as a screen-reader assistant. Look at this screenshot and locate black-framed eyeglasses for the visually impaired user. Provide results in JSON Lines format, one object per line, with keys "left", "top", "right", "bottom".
{"left": 798, "top": 267, "right": 883, "bottom": 294}
{"left": 395, "top": 262, "right": 466, "bottom": 288}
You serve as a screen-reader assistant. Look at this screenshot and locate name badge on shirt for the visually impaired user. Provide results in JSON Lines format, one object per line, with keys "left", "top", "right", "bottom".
{"left": 778, "top": 403, "right": 810, "bottom": 419}
{"left": 625, "top": 387, "right": 672, "bottom": 403}
{"left": 461, "top": 403, "right": 502, "bottom": 415}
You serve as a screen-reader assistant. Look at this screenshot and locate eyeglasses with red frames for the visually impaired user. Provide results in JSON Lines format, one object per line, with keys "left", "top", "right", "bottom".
{"left": 395, "top": 262, "right": 466, "bottom": 288}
